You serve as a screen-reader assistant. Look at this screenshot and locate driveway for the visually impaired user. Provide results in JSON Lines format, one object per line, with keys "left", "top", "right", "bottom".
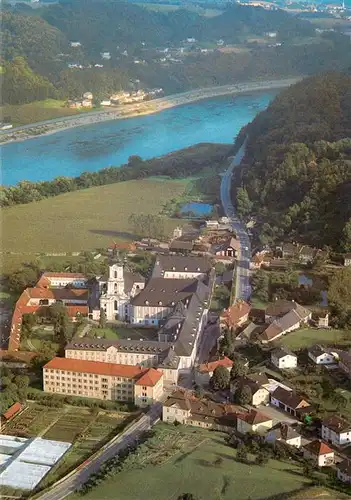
{"left": 256, "top": 404, "right": 298, "bottom": 425}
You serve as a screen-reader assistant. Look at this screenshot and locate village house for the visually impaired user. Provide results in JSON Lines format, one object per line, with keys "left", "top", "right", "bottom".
{"left": 43, "top": 357, "right": 163, "bottom": 407}
{"left": 169, "top": 239, "right": 194, "bottom": 254}
{"left": 162, "top": 390, "right": 239, "bottom": 432}
{"left": 282, "top": 243, "right": 300, "bottom": 259}
{"left": 195, "top": 357, "right": 233, "bottom": 386}
{"left": 313, "top": 311, "right": 330, "bottom": 328}
{"left": 83, "top": 92, "right": 93, "bottom": 100}
{"left": 303, "top": 440, "right": 334, "bottom": 467}
{"left": 236, "top": 409, "right": 273, "bottom": 435}
{"left": 270, "top": 386, "right": 311, "bottom": 418}
{"left": 100, "top": 100, "right": 111, "bottom": 106}
{"left": 220, "top": 301, "right": 251, "bottom": 332}
{"left": 322, "top": 415, "right": 351, "bottom": 447}
{"left": 343, "top": 253, "right": 351, "bottom": 266}
{"left": 308, "top": 345, "right": 337, "bottom": 365}
{"left": 81, "top": 99, "right": 93, "bottom": 108}
{"left": 337, "top": 459, "right": 351, "bottom": 484}
{"left": 213, "top": 236, "right": 241, "bottom": 260}
{"left": 70, "top": 41, "right": 81, "bottom": 47}
{"left": 265, "top": 423, "right": 301, "bottom": 448}
{"left": 260, "top": 300, "right": 311, "bottom": 343}
{"left": 271, "top": 347, "right": 297, "bottom": 370}
{"left": 231, "top": 374, "right": 270, "bottom": 407}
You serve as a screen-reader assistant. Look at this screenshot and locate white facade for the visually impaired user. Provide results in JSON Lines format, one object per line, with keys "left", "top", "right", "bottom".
{"left": 271, "top": 353, "right": 297, "bottom": 370}
{"left": 303, "top": 448, "right": 334, "bottom": 467}
{"left": 309, "top": 351, "right": 336, "bottom": 365}
{"left": 322, "top": 423, "right": 351, "bottom": 447}
{"left": 163, "top": 270, "right": 206, "bottom": 280}
{"left": 100, "top": 263, "right": 144, "bottom": 321}
{"left": 44, "top": 275, "right": 87, "bottom": 288}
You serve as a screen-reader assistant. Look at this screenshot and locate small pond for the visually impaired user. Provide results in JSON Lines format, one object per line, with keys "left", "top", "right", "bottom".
{"left": 298, "top": 274, "right": 328, "bottom": 306}
{"left": 180, "top": 202, "right": 213, "bottom": 216}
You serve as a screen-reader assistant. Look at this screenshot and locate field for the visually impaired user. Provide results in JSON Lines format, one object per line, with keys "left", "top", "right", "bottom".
{"left": 279, "top": 327, "right": 348, "bottom": 350}
{"left": 2, "top": 178, "right": 189, "bottom": 255}
{"left": 1, "top": 99, "right": 89, "bottom": 126}
{"left": 3, "top": 403, "right": 136, "bottom": 486}
{"left": 72, "top": 423, "right": 312, "bottom": 500}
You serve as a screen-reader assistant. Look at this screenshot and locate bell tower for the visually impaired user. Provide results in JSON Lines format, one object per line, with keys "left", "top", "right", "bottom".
{"left": 107, "top": 260, "right": 125, "bottom": 296}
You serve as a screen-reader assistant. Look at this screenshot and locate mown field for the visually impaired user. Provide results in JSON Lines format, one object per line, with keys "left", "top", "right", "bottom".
{"left": 2, "top": 178, "right": 189, "bottom": 256}
{"left": 279, "top": 327, "right": 348, "bottom": 349}
{"left": 72, "top": 423, "right": 312, "bottom": 500}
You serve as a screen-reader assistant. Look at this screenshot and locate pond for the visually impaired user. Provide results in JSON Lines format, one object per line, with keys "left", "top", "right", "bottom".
{"left": 180, "top": 202, "right": 213, "bottom": 216}
{"left": 298, "top": 274, "right": 328, "bottom": 306}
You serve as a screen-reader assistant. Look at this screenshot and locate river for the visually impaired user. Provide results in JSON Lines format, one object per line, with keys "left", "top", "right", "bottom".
{"left": 1, "top": 90, "right": 276, "bottom": 186}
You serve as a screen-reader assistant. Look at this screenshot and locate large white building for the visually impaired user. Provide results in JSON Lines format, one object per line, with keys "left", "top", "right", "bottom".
{"left": 99, "top": 261, "right": 145, "bottom": 321}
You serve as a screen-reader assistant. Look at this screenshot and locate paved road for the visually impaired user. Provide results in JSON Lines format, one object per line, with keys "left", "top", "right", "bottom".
{"left": 195, "top": 322, "right": 221, "bottom": 365}
{"left": 38, "top": 403, "right": 162, "bottom": 500}
{"left": 220, "top": 141, "right": 251, "bottom": 301}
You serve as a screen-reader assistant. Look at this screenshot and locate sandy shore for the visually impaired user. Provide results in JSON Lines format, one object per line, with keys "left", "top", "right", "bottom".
{"left": 0, "top": 77, "right": 302, "bottom": 145}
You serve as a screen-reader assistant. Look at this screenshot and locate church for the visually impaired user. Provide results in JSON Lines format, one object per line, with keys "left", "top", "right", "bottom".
{"left": 99, "top": 261, "right": 145, "bottom": 321}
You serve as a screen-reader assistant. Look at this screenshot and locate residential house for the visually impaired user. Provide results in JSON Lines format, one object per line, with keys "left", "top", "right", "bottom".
{"left": 195, "top": 357, "right": 233, "bottom": 386}
{"left": 43, "top": 357, "right": 163, "bottom": 408}
{"left": 231, "top": 374, "right": 270, "bottom": 406}
{"left": 313, "top": 312, "right": 329, "bottom": 328}
{"left": 337, "top": 459, "right": 351, "bottom": 484}
{"left": 236, "top": 409, "right": 273, "bottom": 435}
{"left": 260, "top": 301, "right": 311, "bottom": 343}
{"left": 271, "top": 348, "right": 297, "bottom": 370}
{"left": 270, "top": 386, "right": 311, "bottom": 418}
{"left": 322, "top": 415, "right": 351, "bottom": 447}
{"left": 82, "top": 99, "right": 93, "bottom": 108}
{"left": 213, "top": 237, "right": 241, "bottom": 260}
{"left": 162, "top": 390, "right": 239, "bottom": 432}
{"left": 83, "top": 92, "right": 93, "bottom": 100}
{"left": 220, "top": 301, "right": 251, "bottom": 332}
{"left": 100, "top": 100, "right": 111, "bottom": 106}
{"left": 70, "top": 41, "right": 81, "bottom": 47}
{"left": 303, "top": 440, "right": 334, "bottom": 467}
{"left": 338, "top": 350, "right": 351, "bottom": 378}
{"left": 265, "top": 423, "right": 301, "bottom": 448}
{"left": 308, "top": 345, "right": 337, "bottom": 365}
{"left": 343, "top": 253, "right": 351, "bottom": 266}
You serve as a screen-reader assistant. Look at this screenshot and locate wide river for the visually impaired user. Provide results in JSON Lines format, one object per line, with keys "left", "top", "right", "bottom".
{"left": 1, "top": 90, "right": 276, "bottom": 186}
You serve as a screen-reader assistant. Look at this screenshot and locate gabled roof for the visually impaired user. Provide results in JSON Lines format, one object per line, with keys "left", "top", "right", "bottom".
{"left": 151, "top": 255, "right": 211, "bottom": 277}
{"left": 197, "top": 356, "right": 233, "bottom": 374}
{"left": 238, "top": 409, "right": 271, "bottom": 425}
{"left": 269, "top": 423, "right": 300, "bottom": 441}
{"left": 221, "top": 301, "right": 251, "bottom": 328}
{"left": 130, "top": 278, "right": 200, "bottom": 307}
{"left": 308, "top": 344, "right": 329, "bottom": 358}
{"left": 271, "top": 386, "right": 309, "bottom": 410}
{"left": 322, "top": 415, "right": 351, "bottom": 434}
{"left": 44, "top": 357, "right": 143, "bottom": 379}
{"left": 303, "top": 439, "right": 333, "bottom": 456}
{"left": 134, "top": 368, "right": 163, "bottom": 387}
{"left": 272, "top": 347, "right": 296, "bottom": 360}
{"left": 2, "top": 402, "right": 22, "bottom": 420}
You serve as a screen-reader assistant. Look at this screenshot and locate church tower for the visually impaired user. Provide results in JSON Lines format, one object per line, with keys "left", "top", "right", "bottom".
{"left": 107, "top": 261, "right": 125, "bottom": 296}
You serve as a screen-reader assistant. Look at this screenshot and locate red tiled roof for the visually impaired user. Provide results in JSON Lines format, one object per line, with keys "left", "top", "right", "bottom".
{"left": 27, "top": 288, "right": 89, "bottom": 300}
{"left": 44, "top": 357, "right": 143, "bottom": 378}
{"left": 304, "top": 440, "right": 333, "bottom": 456}
{"left": 238, "top": 409, "right": 271, "bottom": 425}
{"left": 135, "top": 368, "right": 163, "bottom": 386}
{"left": 66, "top": 306, "right": 89, "bottom": 317}
{"left": 198, "top": 356, "right": 233, "bottom": 374}
{"left": 36, "top": 275, "right": 51, "bottom": 288}
{"left": 221, "top": 301, "right": 251, "bottom": 328}
{"left": 2, "top": 402, "right": 22, "bottom": 420}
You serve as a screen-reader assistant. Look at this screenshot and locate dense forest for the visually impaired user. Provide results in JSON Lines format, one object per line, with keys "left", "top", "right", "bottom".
{"left": 0, "top": 143, "right": 232, "bottom": 206}
{"left": 2, "top": 0, "right": 351, "bottom": 105}
{"left": 233, "top": 72, "right": 351, "bottom": 251}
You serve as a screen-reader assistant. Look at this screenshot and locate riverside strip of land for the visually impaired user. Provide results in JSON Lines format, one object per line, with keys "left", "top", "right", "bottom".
{"left": 0, "top": 77, "right": 301, "bottom": 145}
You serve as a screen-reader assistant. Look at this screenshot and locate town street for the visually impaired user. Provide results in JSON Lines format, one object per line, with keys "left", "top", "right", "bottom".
{"left": 38, "top": 403, "right": 162, "bottom": 500}
{"left": 220, "top": 140, "right": 251, "bottom": 301}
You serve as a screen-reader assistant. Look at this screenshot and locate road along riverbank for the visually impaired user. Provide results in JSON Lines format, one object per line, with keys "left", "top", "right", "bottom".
{"left": 0, "top": 77, "right": 301, "bottom": 145}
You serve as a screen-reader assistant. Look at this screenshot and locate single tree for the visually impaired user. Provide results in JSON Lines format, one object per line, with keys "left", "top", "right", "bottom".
{"left": 210, "top": 365, "right": 230, "bottom": 391}
{"left": 236, "top": 445, "right": 248, "bottom": 463}
{"left": 255, "top": 450, "right": 268, "bottom": 465}
{"left": 230, "top": 358, "right": 248, "bottom": 380}
{"left": 99, "top": 308, "right": 107, "bottom": 329}
{"left": 235, "top": 385, "right": 252, "bottom": 405}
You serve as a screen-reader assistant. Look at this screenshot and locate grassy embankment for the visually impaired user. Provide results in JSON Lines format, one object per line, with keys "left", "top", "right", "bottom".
{"left": 0, "top": 99, "right": 93, "bottom": 127}
{"left": 69, "top": 423, "right": 315, "bottom": 500}
{"left": 2, "top": 178, "right": 190, "bottom": 274}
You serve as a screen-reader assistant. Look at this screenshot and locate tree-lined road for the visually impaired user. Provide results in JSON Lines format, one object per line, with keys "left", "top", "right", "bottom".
{"left": 220, "top": 140, "right": 251, "bottom": 302}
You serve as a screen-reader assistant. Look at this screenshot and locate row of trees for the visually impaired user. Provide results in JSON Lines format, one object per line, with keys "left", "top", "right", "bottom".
{"left": 1, "top": 367, "right": 29, "bottom": 414}
{"left": 0, "top": 144, "right": 229, "bottom": 207}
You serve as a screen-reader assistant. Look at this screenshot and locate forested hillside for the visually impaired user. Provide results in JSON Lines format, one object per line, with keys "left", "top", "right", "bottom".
{"left": 2, "top": 0, "right": 351, "bottom": 106}
{"left": 234, "top": 73, "right": 351, "bottom": 251}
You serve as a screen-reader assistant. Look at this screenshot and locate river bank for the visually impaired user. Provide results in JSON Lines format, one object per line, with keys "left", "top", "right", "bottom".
{"left": 0, "top": 77, "right": 301, "bottom": 145}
